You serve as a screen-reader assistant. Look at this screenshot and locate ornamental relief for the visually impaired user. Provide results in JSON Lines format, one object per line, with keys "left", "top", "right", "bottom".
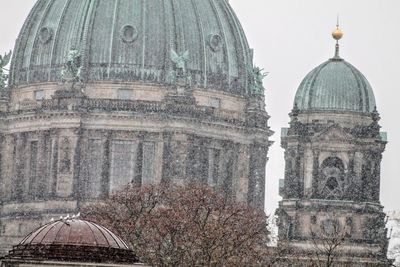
{"left": 59, "top": 137, "right": 72, "bottom": 174}
{"left": 317, "top": 156, "right": 348, "bottom": 200}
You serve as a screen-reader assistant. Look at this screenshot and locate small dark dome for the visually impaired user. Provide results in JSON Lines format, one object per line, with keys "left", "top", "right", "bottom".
{"left": 6, "top": 219, "right": 138, "bottom": 264}
{"left": 294, "top": 58, "right": 376, "bottom": 113}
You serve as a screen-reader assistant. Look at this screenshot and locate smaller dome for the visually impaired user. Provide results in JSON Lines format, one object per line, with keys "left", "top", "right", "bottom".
{"left": 6, "top": 219, "right": 138, "bottom": 264}
{"left": 294, "top": 58, "right": 376, "bottom": 113}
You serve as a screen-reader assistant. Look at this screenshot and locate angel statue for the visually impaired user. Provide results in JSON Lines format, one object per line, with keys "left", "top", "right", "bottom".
{"left": 0, "top": 50, "right": 12, "bottom": 89}
{"left": 61, "top": 48, "right": 82, "bottom": 89}
{"left": 170, "top": 49, "right": 189, "bottom": 77}
{"left": 249, "top": 65, "right": 268, "bottom": 95}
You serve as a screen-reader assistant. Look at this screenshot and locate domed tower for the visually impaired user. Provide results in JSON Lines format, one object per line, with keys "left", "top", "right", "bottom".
{"left": 277, "top": 25, "right": 391, "bottom": 266}
{"left": 0, "top": 0, "right": 271, "bottom": 253}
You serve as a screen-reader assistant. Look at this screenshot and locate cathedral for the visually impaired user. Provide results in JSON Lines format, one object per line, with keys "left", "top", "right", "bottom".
{"left": 0, "top": 0, "right": 392, "bottom": 266}
{"left": 0, "top": 0, "right": 271, "bottom": 254}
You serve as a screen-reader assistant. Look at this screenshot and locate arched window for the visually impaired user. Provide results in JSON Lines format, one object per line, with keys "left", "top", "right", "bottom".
{"left": 319, "top": 157, "right": 345, "bottom": 199}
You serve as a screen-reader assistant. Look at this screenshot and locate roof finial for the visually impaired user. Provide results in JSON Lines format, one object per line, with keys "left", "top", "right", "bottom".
{"left": 332, "top": 14, "right": 343, "bottom": 59}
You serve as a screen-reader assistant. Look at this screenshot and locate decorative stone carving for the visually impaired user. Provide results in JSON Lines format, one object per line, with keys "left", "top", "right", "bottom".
{"left": 38, "top": 27, "right": 53, "bottom": 44}
{"left": 248, "top": 65, "right": 267, "bottom": 95}
{"left": 0, "top": 50, "right": 11, "bottom": 90}
{"left": 59, "top": 138, "right": 71, "bottom": 174}
{"left": 318, "top": 157, "right": 345, "bottom": 200}
{"left": 61, "top": 48, "right": 83, "bottom": 91}
{"left": 168, "top": 49, "right": 191, "bottom": 87}
{"left": 170, "top": 50, "right": 189, "bottom": 75}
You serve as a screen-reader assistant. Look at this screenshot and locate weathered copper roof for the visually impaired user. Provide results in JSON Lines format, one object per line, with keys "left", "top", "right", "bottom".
{"left": 20, "top": 219, "right": 128, "bottom": 247}
{"left": 294, "top": 57, "right": 376, "bottom": 113}
{"left": 6, "top": 219, "right": 139, "bottom": 264}
{"left": 10, "top": 0, "right": 253, "bottom": 95}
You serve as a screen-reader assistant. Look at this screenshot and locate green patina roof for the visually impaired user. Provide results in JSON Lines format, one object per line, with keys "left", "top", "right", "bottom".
{"left": 294, "top": 58, "right": 376, "bottom": 113}
{"left": 10, "top": 0, "right": 253, "bottom": 95}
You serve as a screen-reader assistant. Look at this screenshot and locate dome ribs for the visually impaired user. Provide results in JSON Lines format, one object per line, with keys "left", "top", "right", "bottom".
{"left": 140, "top": 0, "right": 147, "bottom": 80}
{"left": 191, "top": 0, "right": 208, "bottom": 88}
{"left": 10, "top": 0, "right": 42, "bottom": 85}
{"left": 210, "top": 0, "right": 230, "bottom": 89}
{"left": 10, "top": 0, "right": 253, "bottom": 94}
{"left": 48, "top": 0, "right": 70, "bottom": 81}
{"left": 26, "top": 0, "right": 54, "bottom": 83}
{"left": 7, "top": 219, "right": 137, "bottom": 264}
{"left": 295, "top": 59, "right": 376, "bottom": 113}
{"left": 221, "top": 0, "right": 249, "bottom": 94}
{"left": 79, "top": 0, "right": 98, "bottom": 83}
{"left": 107, "top": 0, "right": 119, "bottom": 79}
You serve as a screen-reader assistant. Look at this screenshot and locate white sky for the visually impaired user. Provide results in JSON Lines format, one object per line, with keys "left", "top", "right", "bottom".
{"left": 1, "top": 0, "right": 399, "bottom": 215}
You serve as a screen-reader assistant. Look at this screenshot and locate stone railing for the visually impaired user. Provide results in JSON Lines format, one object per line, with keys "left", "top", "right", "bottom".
{"left": 12, "top": 98, "right": 269, "bottom": 130}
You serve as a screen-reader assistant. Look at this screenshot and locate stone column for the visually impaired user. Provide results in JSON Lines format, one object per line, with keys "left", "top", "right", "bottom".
{"left": 234, "top": 144, "right": 250, "bottom": 203}
{"left": 372, "top": 153, "right": 382, "bottom": 202}
{"left": 36, "top": 131, "right": 47, "bottom": 199}
{"left": 248, "top": 142, "right": 268, "bottom": 209}
{"left": 311, "top": 150, "right": 320, "bottom": 198}
{"left": 153, "top": 134, "right": 164, "bottom": 184}
{"left": 100, "top": 130, "right": 112, "bottom": 198}
{"left": 303, "top": 146, "right": 314, "bottom": 197}
{"left": 0, "top": 135, "right": 14, "bottom": 201}
{"left": 219, "top": 142, "right": 235, "bottom": 195}
{"left": 13, "top": 133, "right": 26, "bottom": 200}
{"left": 48, "top": 130, "right": 59, "bottom": 197}
{"left": 78, "top": 130, "right": 89, "bottom": 200}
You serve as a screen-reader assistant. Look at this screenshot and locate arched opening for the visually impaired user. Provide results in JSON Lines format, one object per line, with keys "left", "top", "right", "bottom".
{"left": 319, "top": 157, "right": 345, "bottom": 199}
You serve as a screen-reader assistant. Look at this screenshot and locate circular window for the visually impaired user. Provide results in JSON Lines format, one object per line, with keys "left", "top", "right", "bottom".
{"left": 208, "top": 34, "right": 223, "bottom": 52}
{"left": 39, "top": 27, "right": 53, "bottom": 44}
{"left": 120, "top": 25, "right": 138, "bottom": 43}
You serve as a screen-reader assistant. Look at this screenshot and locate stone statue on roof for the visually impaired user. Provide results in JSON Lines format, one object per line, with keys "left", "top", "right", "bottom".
{"left": 249, "top": 65, "right": 268, "bottom": 95}
{"left": 0, "top": 50, "right": 12, "bottom": 89}
{"left": 61, "top": 48, "right": 82, "bottom": 89}
{"left": 168, "top": 49, "right": 191, "bottom": 87}
{"left": 170, "top": 50, "right": 189, "bottom": 76}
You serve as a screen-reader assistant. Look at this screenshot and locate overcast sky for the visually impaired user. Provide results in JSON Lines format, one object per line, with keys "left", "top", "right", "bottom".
{"left": 1, "top": 0, "right": 399, "bottom": 215}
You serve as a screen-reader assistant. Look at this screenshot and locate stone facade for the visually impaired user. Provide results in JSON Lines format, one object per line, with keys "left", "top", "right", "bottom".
{"left": 0, "top": 83, "right": 271, "bottom": 254}
{"left": 0, "top": 0, "right": 272, "bottom": 254}
{"left": 277, "top": 82, "right": 391, "bottom": 265}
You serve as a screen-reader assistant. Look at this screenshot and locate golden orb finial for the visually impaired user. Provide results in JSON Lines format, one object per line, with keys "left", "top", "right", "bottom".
{"left": 332, "top": 27, "right": 343, "bottom": 41}
{"left": 331, "top": 15, "right": 343, "bottom": 59}
{"left": 332, "top": 15, "right": 343, "bottom": 41}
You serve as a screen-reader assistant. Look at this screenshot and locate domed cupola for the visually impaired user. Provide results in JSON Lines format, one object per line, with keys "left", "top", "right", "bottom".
{"left": 9, "top": 0, "right": 253, "bottom": 95}
{"left": 294, "top": 25, "right": 376, "bottom": 113}
{"left": 5, "top": 218, "right": 139, "bottom": 264}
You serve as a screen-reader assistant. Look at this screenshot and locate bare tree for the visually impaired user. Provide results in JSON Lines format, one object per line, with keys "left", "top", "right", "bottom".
{"left": 83, "top": 183, "right": 272, "bottom": 267}
{"left": 309, "top": 218, "right": 351, "bottom": 267}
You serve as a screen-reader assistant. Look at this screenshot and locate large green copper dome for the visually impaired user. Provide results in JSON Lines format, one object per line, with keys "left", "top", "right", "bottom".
{"left": 10, "top": 0, "right": 252, "bottom": 95}
{"left": 294, "top": 58, "right": 376, "bottom": 113}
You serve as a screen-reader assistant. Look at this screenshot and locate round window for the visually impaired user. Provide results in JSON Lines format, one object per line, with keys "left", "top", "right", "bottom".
{"left": 208, "top": 34, "right": 223, "bottom": 52}
{"left": 120, "top": 25, "right": 138, "bottom": 43}
{"left": 39, "top": 27, "right": 53, "bottom": 44}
